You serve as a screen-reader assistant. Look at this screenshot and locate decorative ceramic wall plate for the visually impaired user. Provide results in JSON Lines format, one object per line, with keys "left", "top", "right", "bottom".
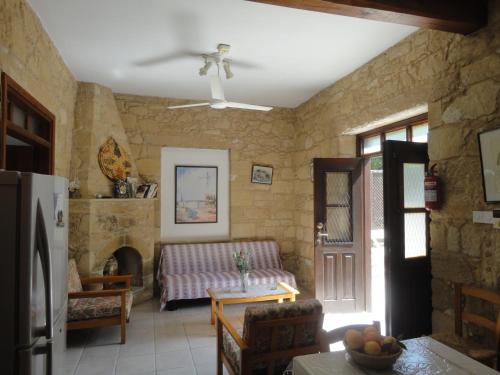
{"left": 98, "top": 137, "right": 132, "bottom": 180}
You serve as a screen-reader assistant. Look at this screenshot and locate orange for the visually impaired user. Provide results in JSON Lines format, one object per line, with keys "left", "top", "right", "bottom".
{"left": 344, "top": 329, "right": 364, "bottom": 350}
{"left": 364, "top": 340, "right": 382, "bottom": 355}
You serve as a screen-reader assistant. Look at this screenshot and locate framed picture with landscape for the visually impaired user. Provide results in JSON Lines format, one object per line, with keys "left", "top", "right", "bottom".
{"left": 478, "top": 127, "right": 500, "bottom": 203}
{"left": 175, "top": 166, "right": 218, "bottom": 223}
{"left": 251, "top": 164, "right": 273, "bottom": 185}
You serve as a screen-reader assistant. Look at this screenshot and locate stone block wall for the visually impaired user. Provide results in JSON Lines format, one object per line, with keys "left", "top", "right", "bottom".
{"left": 293, "top": 0, "right": 500, "bottom": 333}
{"left": 0, "top": 0, "right": 77, "bottom": 177}
{"left": 114, "top": 94, "right": 298, "bottom": 272}
{"left": 70, "top": 82, "right": 138, "bottom": 197}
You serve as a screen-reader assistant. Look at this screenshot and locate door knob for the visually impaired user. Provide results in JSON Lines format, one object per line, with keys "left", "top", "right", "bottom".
{"left": 316, "top": 222, "right": 328, "bottom": 244}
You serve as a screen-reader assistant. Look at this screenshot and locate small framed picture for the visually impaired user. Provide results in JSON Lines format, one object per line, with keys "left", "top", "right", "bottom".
{"left": 251, "top": 164, "right": 273, "bottom": 185}
{"left": 478, "top": 127, "right": 500, "bottom": 203}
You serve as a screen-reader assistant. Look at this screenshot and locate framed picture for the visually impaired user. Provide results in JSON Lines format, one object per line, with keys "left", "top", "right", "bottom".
{"left": 175, "top": 166, "right": 218, "bottom": 223}
{"left": 478, "top": 127, "right": 500, "bottom": 203}
{"left": 251, "top": 164, "right": 273, "bottom": 185}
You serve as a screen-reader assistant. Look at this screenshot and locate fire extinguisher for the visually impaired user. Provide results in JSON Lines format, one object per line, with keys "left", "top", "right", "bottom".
{"left": 424, "top": 164, "right": 442, "bottom": 210}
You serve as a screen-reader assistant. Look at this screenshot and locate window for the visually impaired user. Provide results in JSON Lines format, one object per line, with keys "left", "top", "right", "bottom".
{"left": 1, "top": 73, "right": 55, "bottom": 174}
{"left": 357, "top": 114, "right": 428, "bottom": 156}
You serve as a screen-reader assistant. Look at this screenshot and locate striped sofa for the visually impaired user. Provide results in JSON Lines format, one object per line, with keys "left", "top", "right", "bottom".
{"left": 157, "top": 240, "right": 297, "bottom": 311}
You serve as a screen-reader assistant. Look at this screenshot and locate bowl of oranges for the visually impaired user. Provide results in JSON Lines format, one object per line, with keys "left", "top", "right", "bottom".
{"left": 343, "top": 326, "right": 405, "bottom": 370}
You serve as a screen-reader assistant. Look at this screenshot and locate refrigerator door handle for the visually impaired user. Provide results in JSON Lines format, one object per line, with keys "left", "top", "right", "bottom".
{"left": 35, "top": 200, "right": 54, "bottom": 341}
{"left": 34, "top": 341, "right": 53, "bottom": 375}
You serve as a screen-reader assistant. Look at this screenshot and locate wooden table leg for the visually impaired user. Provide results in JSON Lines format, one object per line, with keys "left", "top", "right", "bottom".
{"left": 211, "top": 298, "right": 216, "bottom": 325}
{"left": 218, "top": 301, "right": 224, "bottom": 317}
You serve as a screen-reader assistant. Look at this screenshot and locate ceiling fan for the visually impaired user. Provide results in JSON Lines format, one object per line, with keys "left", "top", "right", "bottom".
{"left": 168, "top": 56, "right": 273, "bottom": 112}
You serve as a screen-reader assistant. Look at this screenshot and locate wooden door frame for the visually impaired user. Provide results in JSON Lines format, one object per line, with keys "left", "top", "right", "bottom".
{"left": 1, "top": 73, "right": 55, "bottom": 174}
{"left": 313, "top": 157, "right": 366, "bottom": 312}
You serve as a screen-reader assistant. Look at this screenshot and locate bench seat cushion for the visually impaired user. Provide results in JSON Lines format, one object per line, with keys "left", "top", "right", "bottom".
{"left": 164, "top": 269, "right": 297, "bottom": 302}
{"left": 67, "top": 291, "right": 133, "bottom": 322}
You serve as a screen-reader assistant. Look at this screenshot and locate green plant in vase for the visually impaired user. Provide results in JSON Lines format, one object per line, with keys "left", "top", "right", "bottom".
{"left": 233, "top": 249, "right": 251, "bottom": 292}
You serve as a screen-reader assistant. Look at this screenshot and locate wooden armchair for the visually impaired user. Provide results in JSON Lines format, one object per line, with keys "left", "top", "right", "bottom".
{"left": 66, "top": 259, "right": 133, "bottom": 344}
{"left": 432, "top": 283, "right": 499, "bottom": 369}
{"left": 216, "top": 299, "right": 323, "bottom": 375}
{"left": 319, "top": 321, "right": 381, "bottom": 352}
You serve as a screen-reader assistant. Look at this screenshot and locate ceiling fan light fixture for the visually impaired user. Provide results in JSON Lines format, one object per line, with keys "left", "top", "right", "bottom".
{"left": 199, "top": 57, "right": 212, "bottom": 76}
{"left": 223, "top": 60, "right": 234, "bottom": 79}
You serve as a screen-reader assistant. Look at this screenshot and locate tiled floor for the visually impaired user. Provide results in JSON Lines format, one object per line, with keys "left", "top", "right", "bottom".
{"left": 65, "top": 296, "right": 383, "bottom": 375}
{"left": 65, "top": 299, "right": 240, "bottom": 375}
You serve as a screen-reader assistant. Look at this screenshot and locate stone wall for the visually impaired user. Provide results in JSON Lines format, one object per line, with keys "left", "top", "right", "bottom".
{"left": 70, "top": 82, "right": 138, "bottom": 197}
{"left": 293, "top": 1, "right": 500, "bottom": 333}
{"left": 114, "top": 94, "right": 298, "bottom": 271}
{"left": 0, "top": 0, "right": 77, "bottom": 177}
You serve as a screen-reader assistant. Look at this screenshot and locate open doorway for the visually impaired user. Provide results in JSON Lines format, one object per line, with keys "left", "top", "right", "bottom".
{"left": 315, "top": 114, "right": 430, "bottom": 344}
{"left": 358, "top": 114, "right": 429, "bottom": 336}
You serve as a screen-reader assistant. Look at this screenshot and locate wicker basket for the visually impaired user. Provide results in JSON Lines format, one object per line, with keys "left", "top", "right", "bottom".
{"left": 344, "top": 341, "right": 402, "bottom": 370}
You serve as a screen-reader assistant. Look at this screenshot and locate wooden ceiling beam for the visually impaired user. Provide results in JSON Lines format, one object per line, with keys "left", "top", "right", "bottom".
{"left": 247, "top": 0, "right": 488, "bottom": 35}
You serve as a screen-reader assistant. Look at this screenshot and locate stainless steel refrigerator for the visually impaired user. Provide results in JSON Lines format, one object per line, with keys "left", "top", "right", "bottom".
{"left": 0, "top": 171, "right": 68, "bottom": 375}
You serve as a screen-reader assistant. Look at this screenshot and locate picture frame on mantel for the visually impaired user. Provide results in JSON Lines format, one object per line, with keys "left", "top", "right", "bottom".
{"left": 478, "top": 127, "right": 500, "bottom": 203}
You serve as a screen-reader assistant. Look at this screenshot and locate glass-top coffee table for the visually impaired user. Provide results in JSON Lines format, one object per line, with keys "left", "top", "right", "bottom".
{"left": 207, "top": 282, "right": 299, "bottom": 325}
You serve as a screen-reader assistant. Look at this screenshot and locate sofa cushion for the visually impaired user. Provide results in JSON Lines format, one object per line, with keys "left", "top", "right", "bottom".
{"left": 68, "top": 259, "right": 83, "bottom": 293}
{"left": 67, "top": 291, "right": 133, "bottom": 322}
{"left": 159, "top": 241, "right": 282, "bottom": 275}
{"left": 164, "top": 269, "right": 297, "bottom": 301}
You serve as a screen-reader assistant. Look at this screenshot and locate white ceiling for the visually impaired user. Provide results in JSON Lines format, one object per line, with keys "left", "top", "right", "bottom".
{"left": 28, "top": 0, "right": 417, "bottom": 108}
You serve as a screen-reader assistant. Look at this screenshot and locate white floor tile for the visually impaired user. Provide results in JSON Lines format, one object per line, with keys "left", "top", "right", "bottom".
{"left": 155, "top": 350, "right": 194, "bottom": 371}
{"left": 155, "top": 335, "right": 190, "bottom": 353}
{"left": 116, "top": 354, "right": 156, "bottom": 375}
{"left": 156, "top": 367, "right": 197, "bottom": 375}
{"left": 190, "top": 346, "right": 216, "bottom": 367}
{"left": 74, "top": 359, "right": 116, "bottom": 375}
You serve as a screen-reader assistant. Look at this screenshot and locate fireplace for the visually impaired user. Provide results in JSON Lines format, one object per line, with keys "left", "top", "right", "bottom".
{"left": 106, "top": 247, "right": 143, "bottom": 287}
{"left": 69, "top": 198, "right": 155, "bottom": 304}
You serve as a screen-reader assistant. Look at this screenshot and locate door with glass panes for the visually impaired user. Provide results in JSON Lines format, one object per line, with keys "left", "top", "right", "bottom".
{"left": 313, "top": 158, "right": 365, "bottom": 313}
{"left": 383, "top": 140, "right": 431, "bottom": 339}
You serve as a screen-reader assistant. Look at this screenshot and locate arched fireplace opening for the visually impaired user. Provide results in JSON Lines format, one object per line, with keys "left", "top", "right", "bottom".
{"left": 104, "top": 246, "right": 143, "bottom": 288}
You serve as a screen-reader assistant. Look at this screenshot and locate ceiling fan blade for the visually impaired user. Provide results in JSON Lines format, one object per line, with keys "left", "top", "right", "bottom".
{"left": 168, "top": 102, "right": 210, "bottom": 109}
{"left": 223, "top": 58, "right": 260, "bottom": 70}
{"left": 225, "top": 102, "right": 273, "bottom": 111}
{"left": 134, "top": 50, "right": 201, "bottom": 67}
{"left": 210, "top": 76, "right": 225, "bottom": 101}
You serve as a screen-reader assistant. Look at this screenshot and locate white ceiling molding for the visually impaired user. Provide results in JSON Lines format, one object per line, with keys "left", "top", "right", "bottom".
{"left": 28, "top": 0, "right": 417, "bottom": 108}
{"left": 342, "top": 104, "right": 429, "bottom": 135}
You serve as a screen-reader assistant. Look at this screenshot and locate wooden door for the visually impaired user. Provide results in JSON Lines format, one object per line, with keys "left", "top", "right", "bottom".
{"left": 383, "top": 140, "right": 432, "bottom": 339}
{"left": 314, "top": 158, "right": 365, "bottom": 313}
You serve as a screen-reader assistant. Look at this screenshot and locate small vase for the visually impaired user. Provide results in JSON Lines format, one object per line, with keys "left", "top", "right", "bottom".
{"left": 240, "top": 272, "right": 249, "bottom": 293}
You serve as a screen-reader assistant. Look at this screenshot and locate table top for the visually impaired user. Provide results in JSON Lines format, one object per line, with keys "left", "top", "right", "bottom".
{"left": 207, "top": 283, "right": 293, "bottom": 300}
{"left": 293, "top": 336, "right": 499, "bottom": 375}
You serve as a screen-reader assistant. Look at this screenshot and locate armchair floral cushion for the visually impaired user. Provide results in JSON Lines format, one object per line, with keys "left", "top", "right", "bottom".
{"left": 67, "top": 291, "right": 134, "bottom": 322}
